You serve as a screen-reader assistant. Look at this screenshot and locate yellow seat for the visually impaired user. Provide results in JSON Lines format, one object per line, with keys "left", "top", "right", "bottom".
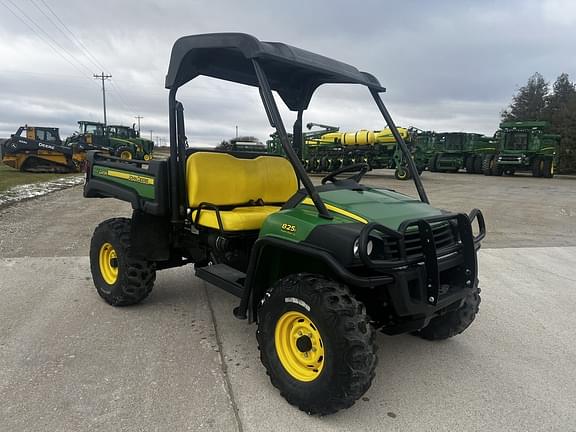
{"left": 191, "top": 206, "right": 281, "bottom": 231}
{"left": 186, "top": 152, "right": 298, "bottom": 231}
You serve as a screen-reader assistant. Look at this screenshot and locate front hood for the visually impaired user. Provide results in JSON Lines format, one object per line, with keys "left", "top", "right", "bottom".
{"left": 316, "top": 188, "right": 444, "bottom": 230}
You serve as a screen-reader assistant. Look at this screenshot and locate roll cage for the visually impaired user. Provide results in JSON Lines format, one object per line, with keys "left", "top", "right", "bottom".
{"left": 165, "top": 32, "right": 429, "bottom": 225}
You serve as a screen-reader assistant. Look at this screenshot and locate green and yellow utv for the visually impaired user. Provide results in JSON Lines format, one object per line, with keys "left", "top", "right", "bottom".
{"left": 84, "top": 33, "right": 485, "bottom": 415}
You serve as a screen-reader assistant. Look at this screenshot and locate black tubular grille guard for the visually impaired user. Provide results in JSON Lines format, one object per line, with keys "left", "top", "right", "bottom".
{"left": 358, "top": 210, "right": 485, "bottom": 306}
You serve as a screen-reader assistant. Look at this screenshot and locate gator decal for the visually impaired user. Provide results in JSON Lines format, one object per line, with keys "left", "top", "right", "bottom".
{"left": 93, "top": 166, "right": 155, "bottom": 199}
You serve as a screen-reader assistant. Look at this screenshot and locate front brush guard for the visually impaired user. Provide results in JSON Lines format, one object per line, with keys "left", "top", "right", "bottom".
{"left": 358, "top": 209, "right": 485, "bottom": 306}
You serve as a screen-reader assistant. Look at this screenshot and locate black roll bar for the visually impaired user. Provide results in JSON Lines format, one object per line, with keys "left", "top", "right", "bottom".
{"left": 168, "top": 87, "right": 181, "bottom": 224}
{"left": 252, "top": 59, "right": 332, "bottom": 220}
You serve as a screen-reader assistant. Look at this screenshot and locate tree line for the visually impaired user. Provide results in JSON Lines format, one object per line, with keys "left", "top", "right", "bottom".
{"left": 502, "top": 72, "right": 576, "bottom": 172}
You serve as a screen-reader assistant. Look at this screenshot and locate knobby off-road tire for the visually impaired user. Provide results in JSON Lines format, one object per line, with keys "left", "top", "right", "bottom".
{"left": 532, "top": 157, "right": 542, "bottom": 177}
{"left": 90, "top": 218, "right": 156, "bottom": 306}
{"left": 414, "top": 286, "right": 481, "bottom": 341}
{"left": 482, "top": 155, "right": 493, "bottom": 176}
{"left": 473, "top": 155, "right": 483, "bottom": 173}
{"left": 257, "top": 274, "right": 376, "bottom": 415}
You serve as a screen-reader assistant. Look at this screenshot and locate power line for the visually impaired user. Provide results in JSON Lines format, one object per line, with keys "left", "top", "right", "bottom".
{"left": 36, "top": 0, "right": 107, "bottom": 72}
{"left": 28, "top": 0, "right": 102, "bottom": 74}
{"left": 4, "top": 0, "right": 93, "bottom": 76}
{"left": 34, "top": 0, "right": 138, "bottom": 116}
{"left": 0, "top": 0, "right": 93, "bottom": 80}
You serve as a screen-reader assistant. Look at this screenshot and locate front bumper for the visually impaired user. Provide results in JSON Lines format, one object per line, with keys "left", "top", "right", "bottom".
{"left": 357, "top": 210, "right": 485, "bottom": 330}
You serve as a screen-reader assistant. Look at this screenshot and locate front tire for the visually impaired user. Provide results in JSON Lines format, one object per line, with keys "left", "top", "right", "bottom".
{"left": 414, "top": 286, "right": 481, "bottom": 340}
{"left": 257, "top": 274, "right": 376, "bottom": 415}
{"left": 394, "top": 166, "right": 411, "bottom": 180}
{"left": 89, "top": 218, "right": 156, "bottom": 306}
{"left": 116, "top": 146, "right": 135, "bottom": 160}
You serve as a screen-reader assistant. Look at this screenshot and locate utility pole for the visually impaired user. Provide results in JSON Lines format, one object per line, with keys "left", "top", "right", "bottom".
{"left": 134, "top": 115, "right": 143, "bottom": 133}
{"left": 149, "top": 130, "right": 153, "bottom": 140}
{"left": 93, "top": 72, "right": 112, "bottom": 126}
{"left": 235, "top": 125, "right": 238, "bottom": 138}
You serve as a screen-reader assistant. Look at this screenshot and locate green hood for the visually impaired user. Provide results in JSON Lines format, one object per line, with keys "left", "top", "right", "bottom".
{"left": 316, "top": 188, "right": 444, "bottom": 230}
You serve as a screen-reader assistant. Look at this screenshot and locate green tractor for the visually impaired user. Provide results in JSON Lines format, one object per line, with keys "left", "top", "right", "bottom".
{"left": 84, "top": 33, "right": 485, "bottom": 415}
{"left": 429, "top": 132, "right": 495, "bottom": 173}
{"left": 106, "top": 124, "right": 155, "bottom": 161}
{"left": 66, "top": 121, "right": 153, "bottom": 160}
{"left": 483, "top": 121, "right": 559, "bottom": 177}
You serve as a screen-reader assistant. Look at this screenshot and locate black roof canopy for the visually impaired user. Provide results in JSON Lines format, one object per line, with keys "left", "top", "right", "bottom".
{"left": 165, "top": 33, "right": 385, "bottom": 111}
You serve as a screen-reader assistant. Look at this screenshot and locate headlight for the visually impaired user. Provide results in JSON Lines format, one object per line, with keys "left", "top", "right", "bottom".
{"left": 353, "top": 238, "right": 373, "bottom": 257}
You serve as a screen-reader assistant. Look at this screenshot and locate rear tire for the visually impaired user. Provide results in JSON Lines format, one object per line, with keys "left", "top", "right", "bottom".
{"left": 414, "top": 286, "right": 481, "bottom": 341}
{"left": 542, "top": 159, "right": 554, "bottom": 178}
{"left": 532, "top": 157, "right": 542, "bottom": 177}
{"left": 257, "top": 274, "right": 376, "bottom": 415}
{"left": 89, "top": 218, "right": 155, "bottom": 306}
{"left": 465, "top": 157, "right": 474, "bottom": 173}
{"left": 482, "top": 155, "right": 493, "bottom": 176}
{"left": 473, "top": 156, "right": 483, "bottom": 173}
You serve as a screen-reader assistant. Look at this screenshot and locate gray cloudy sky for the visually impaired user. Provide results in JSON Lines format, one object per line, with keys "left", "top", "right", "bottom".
{"left": 1, "top": 0, "right": 575, "bottom": 145}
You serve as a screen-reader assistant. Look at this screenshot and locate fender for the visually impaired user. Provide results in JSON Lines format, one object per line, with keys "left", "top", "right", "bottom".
{"left": 235, "top": 236, "right": 393, "bottom": 322}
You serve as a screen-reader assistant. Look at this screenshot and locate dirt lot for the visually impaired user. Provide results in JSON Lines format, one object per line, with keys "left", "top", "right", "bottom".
{"left": 1, "top": 171, "right": 576, "bottom": 431}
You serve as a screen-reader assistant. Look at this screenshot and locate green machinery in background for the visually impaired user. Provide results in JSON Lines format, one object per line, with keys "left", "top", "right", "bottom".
{"left": 65, "top": 121, "right": 154, "bottom": 160}
{"left": 482, "top": 121, "right": 560, "bottom": 178}
{"left": 428, "top": 132, "right": 495, "bottom": 174}
{"left": 268, "top": 123, "right": 428, "bottom": 180}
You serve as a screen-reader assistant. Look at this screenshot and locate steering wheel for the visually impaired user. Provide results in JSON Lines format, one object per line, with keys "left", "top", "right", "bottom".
{"left": 321, "top": 163, "right": 370, "bottom": 184}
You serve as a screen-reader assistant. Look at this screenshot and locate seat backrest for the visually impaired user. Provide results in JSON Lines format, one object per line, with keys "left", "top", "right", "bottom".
{"left": 186, "top": 152, "right": 298, "bottom": 208}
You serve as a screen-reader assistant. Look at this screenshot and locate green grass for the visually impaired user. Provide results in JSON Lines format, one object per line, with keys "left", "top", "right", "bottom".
{"left": 0, "top": 165, "right": 76, "bottom": 193}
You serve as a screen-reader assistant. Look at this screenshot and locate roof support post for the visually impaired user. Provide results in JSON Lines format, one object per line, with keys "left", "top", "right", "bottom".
{"left": 168, "top": 87, "right": 185, "bottom": 223}
{"left": 293, "top": 110, "right": 303, "bottom": 160}
{"left": 370, "top": 89, "right": 430, "bottom": 204}
{"left": 252, "top": 59, "right": 332, "bottom": 219}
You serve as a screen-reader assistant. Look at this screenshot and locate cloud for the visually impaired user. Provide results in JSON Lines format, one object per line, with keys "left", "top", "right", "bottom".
{"left": 0, "top": 0, "right": 574, "bottom": 144}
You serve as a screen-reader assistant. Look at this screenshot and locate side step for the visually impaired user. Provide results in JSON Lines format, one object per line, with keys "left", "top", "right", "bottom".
{"left": 195, "top": 264, "right": 245, "bottom": 298}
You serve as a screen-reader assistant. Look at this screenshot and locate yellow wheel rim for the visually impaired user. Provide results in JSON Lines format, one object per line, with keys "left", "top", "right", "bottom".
{"left": 120, "top": 151, "right": 132, "bottom": 160}
{"left": 274, "top": 311, "right": 325, "bottom": 382}
{"left": 143, "top": 154, "right": 152, "bottom": 161}
{"left": 99, "top": 242, "right": 118, "bottom": 285}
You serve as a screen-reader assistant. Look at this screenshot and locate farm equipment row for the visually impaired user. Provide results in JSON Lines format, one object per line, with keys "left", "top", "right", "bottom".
{"left": 1, "top": 121, "right": 154, "bottom": 173}
{"left": 266, "top": 120, "right": 560, "bottom": 179}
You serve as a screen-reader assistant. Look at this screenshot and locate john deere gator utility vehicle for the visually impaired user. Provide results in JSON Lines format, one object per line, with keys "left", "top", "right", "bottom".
{"left": 84, "top": 33, "right": 485, "bottom": 415}
{"left": 429, "top": 132, "right": 495, "bottom": 174}
{"left": 483, "top": 121, "right": 559, "bottom": 177}
{"left": 1, "top": 125, "right": 85, "bottom": 172}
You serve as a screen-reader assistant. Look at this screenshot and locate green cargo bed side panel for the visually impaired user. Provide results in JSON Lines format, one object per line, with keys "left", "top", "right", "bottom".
{"left": 92, "top": 166, "right": 155, "bottom": 199}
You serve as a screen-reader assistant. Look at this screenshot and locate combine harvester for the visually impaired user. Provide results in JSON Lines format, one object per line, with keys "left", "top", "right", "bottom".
{"left": 483, "top": 121, "right": 559, "bottom": 178}
{"left": 429, "top": 132, "right": 495, "bottom": 174}
{"left": 1, "top": 125, "right": 85, "bottom": 173}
